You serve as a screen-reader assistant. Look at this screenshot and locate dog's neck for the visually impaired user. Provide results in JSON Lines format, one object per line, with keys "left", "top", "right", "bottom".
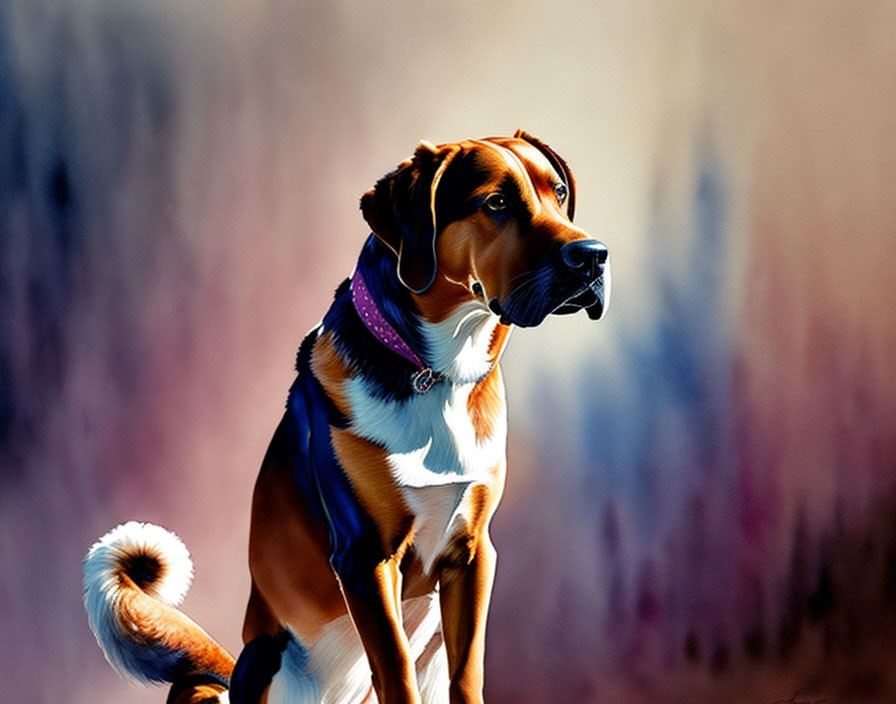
{"left": 327, "top": 236, "right": 507, "bottom": 399}
{"left": 351, "top": 267, "right": 442, "bottom": 392}
{"left": 417, "top": 301, "right": 503, "bottom": 386}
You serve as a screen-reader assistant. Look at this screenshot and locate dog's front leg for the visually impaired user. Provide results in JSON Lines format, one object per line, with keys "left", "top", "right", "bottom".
{"left": 438, "top": 535, "right": 497, "bottom": 704}
{"left": 341, "top": 557, "right": 422, "bottom": 704}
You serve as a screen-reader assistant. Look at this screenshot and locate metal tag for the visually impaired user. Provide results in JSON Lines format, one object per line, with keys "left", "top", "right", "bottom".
{"left": 411, "top": 367, "right": 439, "bottom": 394}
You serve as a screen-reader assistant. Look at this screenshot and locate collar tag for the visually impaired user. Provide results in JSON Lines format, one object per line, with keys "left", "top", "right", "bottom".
{"left": 411, "top": 367, "right": 440, "bottom": 394}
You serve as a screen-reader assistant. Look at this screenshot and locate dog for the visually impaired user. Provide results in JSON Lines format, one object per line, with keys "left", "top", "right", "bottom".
{"left": 83, "top": 131, "right": 610, "bottom": 704}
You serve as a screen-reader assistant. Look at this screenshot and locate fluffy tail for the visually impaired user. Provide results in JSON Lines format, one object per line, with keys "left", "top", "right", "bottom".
{"left": 83, "top": 522, "right": 235, "bottom": 697}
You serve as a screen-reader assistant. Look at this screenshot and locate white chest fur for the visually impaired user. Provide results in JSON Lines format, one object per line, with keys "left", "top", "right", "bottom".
{"left": 421, "top": 301, "right": 500, "bottom": 385}
{"left": 344, "top": 373, "right": 506, "bottom": 573}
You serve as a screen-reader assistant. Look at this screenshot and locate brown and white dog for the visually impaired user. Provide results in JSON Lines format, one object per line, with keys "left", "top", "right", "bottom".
{"left": 84, "top": 131, "right": 609, "bottom": 704}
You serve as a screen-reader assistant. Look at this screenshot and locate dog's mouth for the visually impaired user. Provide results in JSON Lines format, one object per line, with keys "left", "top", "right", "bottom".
{"left": 488, "top": 262, "right": 611, "bottom": 328}
{"left": 552, "top": 272, "right": 609, "bottom": 320}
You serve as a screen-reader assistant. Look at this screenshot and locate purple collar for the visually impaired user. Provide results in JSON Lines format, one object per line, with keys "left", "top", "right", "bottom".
{"left": 351, "top": 268, "right": 441, "bottom": 393}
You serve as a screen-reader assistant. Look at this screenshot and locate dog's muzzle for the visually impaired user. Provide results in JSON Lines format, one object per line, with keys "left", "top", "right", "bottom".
{"left": 552, "top": 239, "right": 610, "bottom": 320}
{"left": 489, "top": 238, "right": 611, "bottom": 327}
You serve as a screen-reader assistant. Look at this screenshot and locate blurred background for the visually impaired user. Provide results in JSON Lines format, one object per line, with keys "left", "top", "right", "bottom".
{"left": 2, "top": 1, "right": 895, "bottom": 702}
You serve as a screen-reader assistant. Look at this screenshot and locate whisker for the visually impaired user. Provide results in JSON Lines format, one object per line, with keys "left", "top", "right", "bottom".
{"left": 504, "top": 270, "right": 539, "bottom": 291}
{"left": 505, "top": 268, "right": 559, "bottom": 321}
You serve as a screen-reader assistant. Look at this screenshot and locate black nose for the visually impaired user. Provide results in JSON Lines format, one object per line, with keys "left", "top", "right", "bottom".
{"left": 560, "top": 240, "right": 608, "bottom": 277}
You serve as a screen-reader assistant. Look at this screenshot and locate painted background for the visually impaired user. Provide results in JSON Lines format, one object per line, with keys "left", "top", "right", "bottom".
{"left": 2, "top": 2, "right": 895, "bottom": 702}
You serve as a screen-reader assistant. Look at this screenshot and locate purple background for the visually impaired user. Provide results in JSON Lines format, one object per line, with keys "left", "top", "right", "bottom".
{"left": 2, "top": 2, "right": 895, "bottom": 702}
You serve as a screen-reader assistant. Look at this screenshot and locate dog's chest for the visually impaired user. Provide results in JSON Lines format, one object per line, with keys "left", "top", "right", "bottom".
{"left": 345, "top": 378, "right": 506, "bottom": 571}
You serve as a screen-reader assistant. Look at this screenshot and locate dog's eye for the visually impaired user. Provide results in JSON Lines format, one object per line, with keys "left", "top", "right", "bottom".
{"left": 484, "top": 193, "right": 507, "bottom": 212}
{"left": 553, "top": 182, "right": 568, "bottom": 205}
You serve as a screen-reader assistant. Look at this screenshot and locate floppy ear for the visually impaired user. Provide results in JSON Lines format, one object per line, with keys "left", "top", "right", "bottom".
{"left": 360, "top": 142, "right": 460, "bottom": 293}
{"left": 514, "top": 129, "right": 577, "bottom": 221}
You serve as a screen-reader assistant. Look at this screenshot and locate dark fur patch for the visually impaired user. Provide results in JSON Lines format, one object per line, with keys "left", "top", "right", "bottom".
{"left": 229, "top": 631, "right": 289, "bottom": 704}
{"left": 323, "top": 235, "right": 429, "bottom": 403}
{"left": 286, "top": 303, "right": 390, "bottom": 593}
{"left": 120, "top": 551, "right": 163, "bottom": 591}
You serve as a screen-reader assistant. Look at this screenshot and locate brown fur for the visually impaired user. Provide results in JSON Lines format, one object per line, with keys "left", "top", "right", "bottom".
{"left": 245, "top": 419, "right": 347, "bottom": 643}
{"left": 114, "top": 578, "right": 235, "bottom": 681}
{"left": 467, "top": 365, "right": 505, "bottom": 443}
{"left": 330, "top": 427, "right": 415, "bottom": 555}
{"left": 168, "top": 683, "right": 230, "bottom": 704}
{"left": 310, "top": 331, "right": 354, "bottom": 416}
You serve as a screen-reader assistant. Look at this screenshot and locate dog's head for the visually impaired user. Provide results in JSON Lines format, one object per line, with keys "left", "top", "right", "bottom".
{"left": 360, "top": 130, "right": 610, "bottom": 328}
